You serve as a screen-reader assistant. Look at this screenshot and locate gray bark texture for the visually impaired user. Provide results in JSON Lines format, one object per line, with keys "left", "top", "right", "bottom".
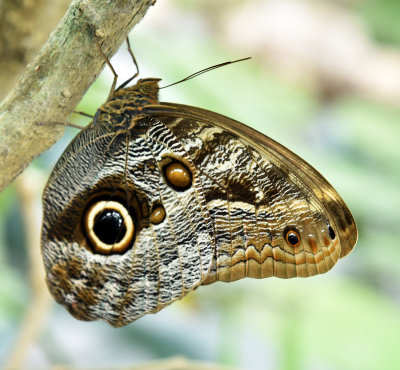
{"left": 0, "top": 0, "right": 155, "bottom": 192}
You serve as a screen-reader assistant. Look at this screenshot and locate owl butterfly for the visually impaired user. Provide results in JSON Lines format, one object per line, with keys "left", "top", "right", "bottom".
{"left": 41, "top": 38, "right": 357, "bottom": 327}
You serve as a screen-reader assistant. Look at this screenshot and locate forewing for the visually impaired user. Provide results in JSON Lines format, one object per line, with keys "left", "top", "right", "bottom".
{"left": 144, "top": 102, "right": 357, "bottom": 281}
{"left": 41, "top": 120, "right": 214, "bottom": 326}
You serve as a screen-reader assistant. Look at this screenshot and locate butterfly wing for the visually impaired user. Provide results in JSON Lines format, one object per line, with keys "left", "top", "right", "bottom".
{"left": 42, "top": 99, "right": 357, "bottom": 326}
{"left": 143, "top": 102, "right": 358, "bottom": 282}
{"left": 41, "top": 120, "right": 214, "bottom": 327}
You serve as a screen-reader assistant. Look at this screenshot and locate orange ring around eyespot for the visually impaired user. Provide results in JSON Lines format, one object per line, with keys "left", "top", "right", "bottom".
{"left": 284, "top": 228, "right": 301, "bottom": 248}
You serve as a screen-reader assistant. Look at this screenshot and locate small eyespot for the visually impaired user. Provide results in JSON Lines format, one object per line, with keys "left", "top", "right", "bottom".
{"left": 150, "top": 205, "right": 166, "bottom": 225}
{"left": 284, "top": 227, "right": 301, "bottom": 248}
{"left": 84, "top": 200, "right": 135, "bottom": 254}
{"left": 328, "top": 224, "right": 336, "bottom": 240}
{"left": 163, "top": 160, "right": 192, "bottom": 191}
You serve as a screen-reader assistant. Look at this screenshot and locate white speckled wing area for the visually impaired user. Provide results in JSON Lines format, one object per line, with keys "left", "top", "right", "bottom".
{"left": 41, "top": 78, "right": 357, "bottom": 327}
{"left": 42, "top": 120, "right": 214, "bottom": 327}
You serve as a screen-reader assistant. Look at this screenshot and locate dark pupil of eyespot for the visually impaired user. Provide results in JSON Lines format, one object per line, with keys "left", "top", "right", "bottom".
{"left": 328, "top": 225, "right": 336, "bottom": 240}
{"left": 93, "top": 210, "right": 126, "bottom": 245}
{"left": 287, "top": 232, "right": 299, "bottom": 246}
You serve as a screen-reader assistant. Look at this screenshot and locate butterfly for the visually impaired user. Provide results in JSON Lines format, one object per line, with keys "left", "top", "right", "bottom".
{"left": 41, "top": 38, "right": 357, "bottom": 327}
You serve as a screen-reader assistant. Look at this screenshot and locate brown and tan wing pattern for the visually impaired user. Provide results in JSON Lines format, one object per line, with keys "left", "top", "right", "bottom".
{"left": 41, "top": 120, "right": 214, "bottom": 327}
{"left": 42, "top": 78, "right": 357, "bottom": 326}
{"left": 144, "top": 103, "right": 358, "bottom": 282}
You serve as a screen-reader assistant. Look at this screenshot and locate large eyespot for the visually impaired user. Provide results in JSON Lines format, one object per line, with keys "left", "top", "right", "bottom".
{"left": 150, "top": 204, "right": 166, "bottom": 225}
{"left": 84, "top": 200, "right": 135, "bottom": 254}
{"left": 284, "top": 227, "right": 301, "bottom": 248}
{"left": 327, "top": 224, "right": 336, "bottom": 240}
{"left": 163, "top": 160, "right": 192, "bottom": 191}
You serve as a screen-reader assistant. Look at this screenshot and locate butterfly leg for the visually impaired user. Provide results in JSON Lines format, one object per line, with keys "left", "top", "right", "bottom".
{"left": 126, "top": 37, "right": 139, "bottom": 79}
{"left": 94, "top": 33, "right": 119, "bottom": 99}
{"left": 73, "top": 110, "right": 94, "bottom": 119}
{"left": 37, "top": 121, "right": 87, "bottom": 130}
{"left": 115, "top": 37, "right": 140, "bottom": 91}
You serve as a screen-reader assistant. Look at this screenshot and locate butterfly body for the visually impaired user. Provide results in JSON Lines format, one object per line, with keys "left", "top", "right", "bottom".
{"left": 42, "top": 78, "right": 357, "bottom": 326}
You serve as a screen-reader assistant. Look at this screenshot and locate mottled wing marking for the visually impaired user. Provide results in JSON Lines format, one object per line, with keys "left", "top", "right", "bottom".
{"left": 145, "top": 106, "right": 354, "bottom": 281}
{"left": 42, "top": 119, "right": 214, "bottom": 326}
{"left": 42, "top": 78, "right": 356, "bottom": 328}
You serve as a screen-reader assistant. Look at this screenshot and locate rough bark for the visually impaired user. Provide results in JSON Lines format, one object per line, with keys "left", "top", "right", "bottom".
{"left": 0, "top": 0, "right": 71, "bottom": 101}
{"left": 0, "top": 0, "right": 155, "bottom": 192}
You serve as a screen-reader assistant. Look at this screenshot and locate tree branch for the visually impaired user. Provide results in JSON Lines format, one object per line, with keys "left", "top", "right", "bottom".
{"left": 0, "top": 0, "right": 155, "bottom": 192}
{"left": 0, "top": 0, "right": 71, "bottom": 101}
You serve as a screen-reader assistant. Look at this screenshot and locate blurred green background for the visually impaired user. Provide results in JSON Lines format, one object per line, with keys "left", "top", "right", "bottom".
{"left": 1, "top": 0, "right": 400, "bottom": 369}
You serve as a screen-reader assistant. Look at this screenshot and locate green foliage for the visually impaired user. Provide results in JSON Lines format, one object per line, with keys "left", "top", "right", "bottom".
{"left": 362, "top": 0, "right": 400, "bottom": 45}
{"left": 2, "top": 1, "right": 400, "bottom": 368}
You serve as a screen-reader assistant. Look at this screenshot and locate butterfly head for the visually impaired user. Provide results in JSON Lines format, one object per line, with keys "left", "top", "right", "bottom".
{"left": 119, "top": 77, "right": 161, "bottom": 104}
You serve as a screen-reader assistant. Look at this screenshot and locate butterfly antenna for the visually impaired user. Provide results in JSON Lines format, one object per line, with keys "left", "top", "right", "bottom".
{"left": 160, "top": 57, "right": 251, "bottom": 89}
